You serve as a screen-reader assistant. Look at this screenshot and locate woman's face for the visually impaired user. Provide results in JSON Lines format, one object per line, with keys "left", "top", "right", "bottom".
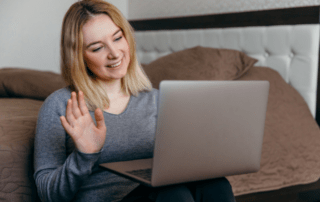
{"left": 82, "top": 14, "right": 130, "bottom": 83}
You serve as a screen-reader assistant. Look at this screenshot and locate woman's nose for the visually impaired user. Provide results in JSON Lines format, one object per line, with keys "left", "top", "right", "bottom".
{"left": 107, "top": 45, "right": 120, "bottom": 59}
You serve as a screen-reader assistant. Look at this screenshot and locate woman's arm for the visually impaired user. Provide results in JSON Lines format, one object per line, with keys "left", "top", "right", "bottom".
{"left": 33, "top": 90, "right": 106, "bottom": 202}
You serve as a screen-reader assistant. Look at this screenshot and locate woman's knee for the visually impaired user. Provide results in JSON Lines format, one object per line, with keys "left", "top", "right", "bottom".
{"left": 155, "top": 185, "right": 194, "bottom": 202}
{"left": 196, "top": 177, "right": 235, "bottom": 202}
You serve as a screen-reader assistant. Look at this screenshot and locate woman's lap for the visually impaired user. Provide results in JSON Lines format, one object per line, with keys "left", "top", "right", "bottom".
{"left": 120, "top": 177, "right": 235, "bottom": 202}
{"left": 190, "top": 177, "right": 236, "bottom": 202}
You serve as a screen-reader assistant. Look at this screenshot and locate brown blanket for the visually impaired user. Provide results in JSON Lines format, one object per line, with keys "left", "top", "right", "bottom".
{"left": 227, "top": 66, "right": 320, "bottom": 196}
{"left": 0, "top": 98, "right": 43, "bottom": 201}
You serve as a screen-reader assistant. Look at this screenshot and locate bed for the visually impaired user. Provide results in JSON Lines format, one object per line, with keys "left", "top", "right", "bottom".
{"left": 0, "top": 5, "right": 320, "bottom": 202}
{"left": 0, "top": 69, "right": 66, "bottom": 201}
{"left": 129, "top": 5, "right": 320, "bottom": 202}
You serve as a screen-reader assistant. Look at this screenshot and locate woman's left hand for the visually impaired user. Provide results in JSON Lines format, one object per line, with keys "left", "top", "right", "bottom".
{"left": 60, "top": 91, "right": 107, "bottom": 154}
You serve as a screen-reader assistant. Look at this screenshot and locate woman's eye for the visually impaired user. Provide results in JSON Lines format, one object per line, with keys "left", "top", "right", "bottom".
{"left": 115, "top": 36, "right": 122, "bottom": 41}
{"left": 92, "top": 47, "right": 102, "bottom": 52}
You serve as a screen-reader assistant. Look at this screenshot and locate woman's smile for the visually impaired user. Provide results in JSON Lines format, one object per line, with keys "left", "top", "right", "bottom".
{"left": 106, "top": 59, "right": 122, "bottom": 68}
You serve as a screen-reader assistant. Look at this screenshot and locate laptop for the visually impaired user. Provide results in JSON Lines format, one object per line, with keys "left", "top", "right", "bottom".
{"left": 100, "top": 80, "right": 270, "bottom": 187}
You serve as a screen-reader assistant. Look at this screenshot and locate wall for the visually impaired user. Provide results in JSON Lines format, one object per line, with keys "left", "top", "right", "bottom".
{"left": 112, "top": 0, "right": 128, "bottom": 19}
{"left": 1, "top": 0, "right": 318, "bottom": 73}
{"left": 128, "top": 0, "right": 320, "bottom": 20}
{"left": 0, "top": 0, "right": 128, "bottom": 73}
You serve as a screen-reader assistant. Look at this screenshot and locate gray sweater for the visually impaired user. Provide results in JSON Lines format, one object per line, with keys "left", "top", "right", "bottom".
{"left": 34, "top": 87, "right": 159, "bottom": 202}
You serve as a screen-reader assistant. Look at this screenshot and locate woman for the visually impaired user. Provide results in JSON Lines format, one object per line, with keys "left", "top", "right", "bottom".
{"left": 33, "top": 0, "right": 236, "bottom": 201}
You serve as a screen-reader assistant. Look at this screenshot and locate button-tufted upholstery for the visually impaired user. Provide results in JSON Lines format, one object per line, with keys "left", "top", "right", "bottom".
{"left": 135, "top": 24, "right": 320, "bottom": 117}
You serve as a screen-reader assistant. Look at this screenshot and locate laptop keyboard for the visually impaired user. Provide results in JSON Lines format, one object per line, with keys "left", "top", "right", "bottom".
{"left": 127, "top": 168, "right": 152, "bottom": 182}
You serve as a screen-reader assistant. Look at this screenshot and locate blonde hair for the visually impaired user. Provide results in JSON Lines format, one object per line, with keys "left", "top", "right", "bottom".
{"left": 60, "top": 0, "right": 152, "bottom": 110}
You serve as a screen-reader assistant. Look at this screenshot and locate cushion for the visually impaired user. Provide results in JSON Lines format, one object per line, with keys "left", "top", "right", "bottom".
{"left": 0, "top": 68, "right": 66, "bottom": 100}
{"left": 0, "top": 98, "right": 43, "bottom": 202}
{"left": 142, "top": 46, "right": 258, "bottom": 89}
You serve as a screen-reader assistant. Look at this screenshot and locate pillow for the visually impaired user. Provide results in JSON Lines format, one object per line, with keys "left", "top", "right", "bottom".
{"left": 142, "top": 46, "right": 258, "bottom": 89}
{"left": 0, "top": 99, "right": 43, "bottom": 202}
{"left": 0, "top": 68, "right": 66, "bottom": 100}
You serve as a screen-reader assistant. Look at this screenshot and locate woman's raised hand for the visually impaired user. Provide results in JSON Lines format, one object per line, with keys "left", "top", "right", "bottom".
{"left": 60, "top": 91, "right": 107, "bottom": 154}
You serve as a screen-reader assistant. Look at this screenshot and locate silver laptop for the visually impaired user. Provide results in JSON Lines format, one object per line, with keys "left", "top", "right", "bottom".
{"left": 100, "top": 80, "right": 269, "bottom": 187}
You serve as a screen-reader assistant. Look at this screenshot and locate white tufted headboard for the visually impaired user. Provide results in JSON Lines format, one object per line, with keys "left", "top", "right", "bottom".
{"left": 134, "top": 24, "right": 320, "bottom": 118}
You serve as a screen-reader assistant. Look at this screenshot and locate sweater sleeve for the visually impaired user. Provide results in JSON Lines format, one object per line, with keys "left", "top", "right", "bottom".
{"left": 33, "top": 90, "right": 101, "bottom": 202}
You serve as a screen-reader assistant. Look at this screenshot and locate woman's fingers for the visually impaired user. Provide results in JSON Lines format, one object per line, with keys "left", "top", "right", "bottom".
{"left": 60, "top": 116, "right": 73, "bottom": 134}
{"left": 66, "top": 99, "right": 76, "bottom": 125}
{"left": 95, "top": 108, "right": 106, "bottom": 131}
{"left": 71, "top": 92, "right": 82, "bottom": 118}
{"left": 66, "top": 91, "right": 92, "bottom": 126}
{"left": 78, "top": 91, "right": 90, "bottom": 115}
{"left": 60, "top": 115, "right": 80, "bottom": 141}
